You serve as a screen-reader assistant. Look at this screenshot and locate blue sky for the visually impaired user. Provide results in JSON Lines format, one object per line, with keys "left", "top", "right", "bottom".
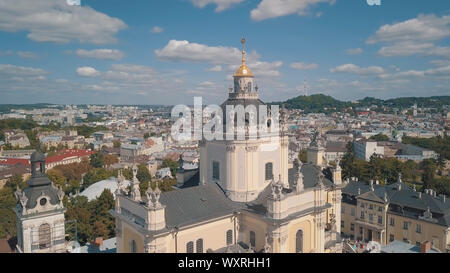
{"left": 0, "top": 0, "right": 449, "bottom": 105}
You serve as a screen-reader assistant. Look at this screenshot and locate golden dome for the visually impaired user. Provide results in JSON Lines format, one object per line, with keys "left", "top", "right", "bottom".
{"left": 234, "top": 38, "right": 254, "bottom": 77}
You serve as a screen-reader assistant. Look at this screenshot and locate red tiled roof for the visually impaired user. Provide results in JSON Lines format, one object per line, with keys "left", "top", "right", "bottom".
{"left": 0, "top": 149, "right": 94, "bottom": 167}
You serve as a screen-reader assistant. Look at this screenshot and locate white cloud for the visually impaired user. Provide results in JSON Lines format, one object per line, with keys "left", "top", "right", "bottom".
{"left": 330, "top": 64, "right": 385, "bottom": 75}
{"left": 208, "top": 65, "right": 223, "bottom": 72}
{"left": 290, "top": 62, "right": 318, "bottom": 70}
{"left": 250, "top": 0, "right": 335, "bottom": 21}
{"left": 155, "top": 40, "right": 282, "bottom": 76}
{"left": 76, "top": 66, "right": 100, "bottom": 77}
{"left": 150, "top": 26, "right": 164, "bottom": 33}
{"left": 190, "top": 0, "right": 244, "bottom": 12}
{"left": 17, "top": 51, "right": 38, "bottom": 59}
{"left": 155, "top": 40, "right": 247, "bottom": 64}
{"left": 0, "top": 0, "right": 126, "bottom": 44}
{"left": 245, "top": 61, "right": 283, "bottom": 77}
{"left": 367, "top": 14, "right": 450, "bottom": 44}
{"left": 430, "top": 59, "right": 450, "bottom": 67}
{"left": 346, "top": 48, "right": 363, "bottom": 55}
{"left": 0, "top": 64, "right": 47, "bottom": 77}
{"left": 368, "top": 14, "right": 450, "bottom": 58}
{"left": 76, "top": 49, "right": 124, "bottom": 60}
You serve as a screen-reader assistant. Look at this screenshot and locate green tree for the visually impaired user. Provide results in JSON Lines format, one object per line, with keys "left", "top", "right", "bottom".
{"left": 5, "top": 175, "right": 26, "bottom": 190}
{"left": 340, "top": 142, "right": 356, "bottom": 180}
{"left": 422, "top": 159, "right": 437, "bottom": 191}
{"left": 162, "top": 159, "right": 178, "bottom": 177}
{"left": 298, "top": 149, "right": 307, "bottom": 163}
{"left": 47, "top": 169, "right": 66, "bottom": 189}
{"left": 370, "top": 134, "right": 390, "bottom": 141}
{"left": 90, "top": 153, "right": 104, "bottom": 168}
{"left": 143, "top": 133, "right": 150, "bottom": 139}
{"left": 113, "top": 140, "right": 121, "bottom": 148}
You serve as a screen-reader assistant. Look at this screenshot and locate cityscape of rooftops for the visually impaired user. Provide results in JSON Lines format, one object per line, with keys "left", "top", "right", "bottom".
{"left": 0, "top": 0, "right": 449, "bottom": 265}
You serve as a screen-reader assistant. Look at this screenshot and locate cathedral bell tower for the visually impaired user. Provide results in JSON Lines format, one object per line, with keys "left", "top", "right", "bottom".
{"left": 199, "top": 38, "right": 289, "bottom": 203}
{"left": 232, "top": 37, "right": 256, "bottom": 98}
{"left": 14, "top": 146, "right": 66, "bottom": 253}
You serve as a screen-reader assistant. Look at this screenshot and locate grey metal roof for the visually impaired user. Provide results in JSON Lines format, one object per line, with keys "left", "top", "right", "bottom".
{"left": 343, "top": 181, "right": 450, "bottom": 226}
{"left": 288, "top": 163, "right": 335, "bottom": 190}
{"left": 160, "top": 183, "right": 242, "bottom": 229}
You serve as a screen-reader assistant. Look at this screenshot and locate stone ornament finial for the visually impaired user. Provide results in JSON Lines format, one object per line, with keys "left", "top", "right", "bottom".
{"left": 130, "top": 164, "right": 141, "bottom": 201}
{"left": 318, "top": 172, "right": 325, "bottom": 189}
{"left": 270, "top": 176, "right": 284, "bottom": 201}
{"left": 146, "top": 182, "right": 162, "bottom": 208}
{"left": 293, "top": 159, "right": 304, "bottom": 193}
{"left": 15, "top": 187, "right": 28, "bottom": 212}
{"left": 264, "top": 234, "right": 272, "bottom": 253}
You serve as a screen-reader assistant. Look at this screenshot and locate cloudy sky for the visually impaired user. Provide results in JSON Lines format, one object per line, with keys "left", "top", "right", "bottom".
{"left": 0, "top": 0, "right": 449, "bottom": 105}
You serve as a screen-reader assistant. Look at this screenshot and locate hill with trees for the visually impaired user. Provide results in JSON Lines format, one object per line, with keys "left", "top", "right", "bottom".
{"left": 272, "top": 94, "right": 450, "bottom": 113}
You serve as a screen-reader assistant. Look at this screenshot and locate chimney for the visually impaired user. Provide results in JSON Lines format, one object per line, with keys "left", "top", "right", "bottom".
{"left": 420, "top": 241, "right": 431, "bottom": 253}
{"left": 94, "top": 237, "right": 103, "bottom": 247}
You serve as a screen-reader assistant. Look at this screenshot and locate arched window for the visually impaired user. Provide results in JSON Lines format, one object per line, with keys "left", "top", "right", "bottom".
{"left": 38, "top": 223, "right": 51, "bottom": 249}
{"left": 247, "top": 82, "right": 252, "bottom": 92}
{"left": 226, "top": 230, "right": 233, "bottom": 245}
{"left": 196, "top": 239, "right": 203, "bottom": 253}
{"left": 296, "top": 230, "right": 303, "bottom": 253}
{"left": 130, "top": 240, "right": 137, "bottom": 253}
{"left": 265, "top": 163, "right": 273, "bottom": 180}
{"left": 250, "top": 231, "right": 256, "bottom": 248}
{"left": 186, "top": 241, "right": 194, "bottom": 253}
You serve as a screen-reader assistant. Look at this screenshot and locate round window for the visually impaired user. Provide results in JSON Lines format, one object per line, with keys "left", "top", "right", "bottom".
{"left": 40, "top": 198, "right": 47, "bottom": 206}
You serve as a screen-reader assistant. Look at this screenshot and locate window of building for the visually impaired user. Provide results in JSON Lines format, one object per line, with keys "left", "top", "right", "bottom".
{"left": 390, "top": 218, "right": 395, "bottom": 227}
{"left": 359, "top": 227, "right": 363, "bottom": 235}
{"left": 196, "top": 239, "right": 203, "bottom": 253}
{"left": 226, "top": 230, "right": 233, "bottom": 246}
{"left": 341, "top": 221, "right": 345, "bottom": 228}
{"left": 38, "top": 223, "right": 51, "bottom": 249}
{"left": 350, "top": 224, "right": 355, "bottom": 231}
{"left": 416, "top": 224, "right": 422, "bottom": 234}
{"left": 369, "top": 204, "right": 374, "bottom": 210}
{"left": 378, "top": 216, "right": 382, "bottom": 225}
{"left": 403, "top": 221, "right": 409, "bottom": 230}
{"left": 360, "top": 202, "right": 364, "bottom": 208}
{"left": 390, "top": 235, "right": 394, "bottom": 242}
{"left": 351, "top": 208, "right": 355, "bottom": 217}
{"left": 130, "top": 240, "right": 137, "bottom": 253}
{"left": 186, "top": 241, "right": 194, "bottom": 253}
{"left": 265, "top": 163, "right": 273, "bottom": 181}
{"left": 341, "top": 206, "right": 345, "bottom": 214}
{"left": 360, "top": 211, "right": 365, "bottom": 220}
{"left": 212, "top": 161, "right": 220, "bottom": 180}
{"left": 296, "top": 230, "right": 303, "bottom": 253}
{"left": 378, "top": 206, "right": 383, "bottom": 212}
{"left": 369, "top": 214, "right": 374, "bottom": 223}
{"left": 247, "top": 82, "right": 252, "bottom": 92}
{"left": 250, "top": 231, "right": 256, "bottom": 248}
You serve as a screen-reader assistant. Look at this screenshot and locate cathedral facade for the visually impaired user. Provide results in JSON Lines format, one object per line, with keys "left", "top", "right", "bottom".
{"left": 112, "top": 40, "right": 343, "bottom": 253}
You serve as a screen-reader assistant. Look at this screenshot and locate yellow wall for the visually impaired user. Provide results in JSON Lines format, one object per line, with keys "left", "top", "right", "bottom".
{"left": 386, "top": 214, "right": 448, "bottom": 251}
{"left": 121, "top": 221, "right": 145, "bottom": 253}
{"left": 287, "top": 215, "right": 315, "bottom": 253}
